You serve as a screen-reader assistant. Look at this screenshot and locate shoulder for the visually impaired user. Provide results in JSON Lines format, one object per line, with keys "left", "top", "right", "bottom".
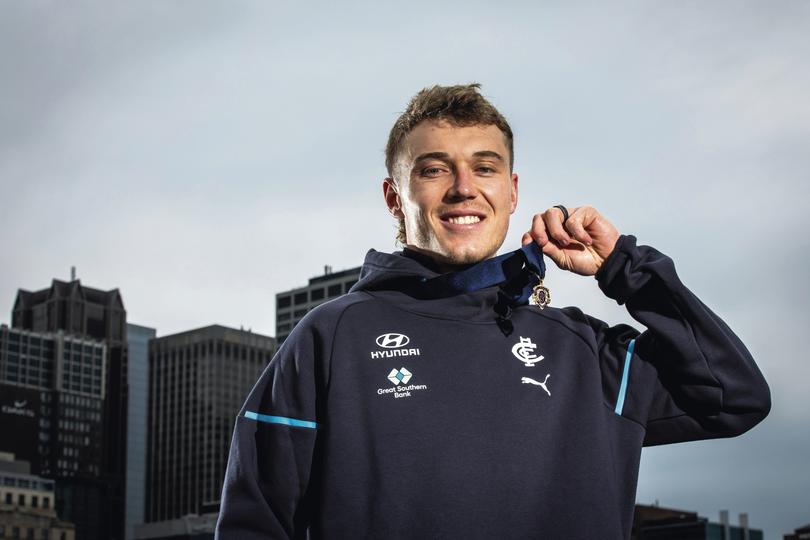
{"left": 284, "top": 291, "right": 375, "bottom": 341}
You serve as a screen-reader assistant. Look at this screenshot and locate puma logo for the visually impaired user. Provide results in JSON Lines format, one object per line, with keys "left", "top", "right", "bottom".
{"left": 521, "top": 375, "right": 551, "bottom": 396}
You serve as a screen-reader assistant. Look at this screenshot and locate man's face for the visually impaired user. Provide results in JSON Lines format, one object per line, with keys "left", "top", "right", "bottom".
{"left": 383, "top": 120, "right": 518, "bottom": 267}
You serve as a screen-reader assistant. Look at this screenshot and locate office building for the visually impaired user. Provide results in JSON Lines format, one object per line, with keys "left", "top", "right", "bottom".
{"left": 126, "top": 323, "right": 156, "bottom": 540}
{"left": 784, "top": 523, "right": 810, "bottom": 540}
{"left": 0, "top": 323, "right": 107, "bottom": 540}
{"left": 144, "top": 325, "right": 275, "bottom": 523}
{"left": 632, "top": 504, "right": 763, "bottom": 540}
{"left": 275, "top": 265, "right": 361, "bottom": 343}
{"left": 11, "top": 278, "right": 129, "bottom": 540}
{"left": 0, "top": 452, "right": 75, "bottom": 540}
{"left": 0, "top": 324, "right": 106, "bottom": 476}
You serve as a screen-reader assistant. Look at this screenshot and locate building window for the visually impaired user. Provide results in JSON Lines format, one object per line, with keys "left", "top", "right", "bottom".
{"left": 293, "top": 309, "right": 307, "bottom": 318}
{"left": 327, "top": 284, "right": 342, "bottom": 298}
{"left": 277, "top": 295, "right": 291, "bottom": 309}
{"left": 278, "top": 312, "right": 290, "bottom": 321}
{"left": 43, "top": 496, "right": 50, "bottom": 509}
{"left": 5, "top": 493, "right": 11, "bottom": 504}
{"left": 31, "top": 496, "right": 38, "bottom": 508}
{"left": 18, "top": 493, "right": 25, "bottom": 505}
{"left": 311, "top": 288, "right": 325, "bottom": 301}
{"left": 294, "top": 292, "right": 308, "bottom": 305}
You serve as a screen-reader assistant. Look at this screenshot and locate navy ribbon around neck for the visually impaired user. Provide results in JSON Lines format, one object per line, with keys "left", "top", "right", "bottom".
{"left": 415, "top": 242, "right": 546, "bottom": 305}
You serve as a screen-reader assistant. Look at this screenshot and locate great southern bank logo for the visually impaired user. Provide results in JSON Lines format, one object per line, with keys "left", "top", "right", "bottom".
{"left": 370, "top": 332, "right": 421, "bottom": 359}
{"left": 512, "top": 336, "right": 544, "bottom": 367}
{"left": 377, "top": 366, "right": 428, "bottom": 399}
{"left": 387, "top": 367, "right": 412, "bottom": 385}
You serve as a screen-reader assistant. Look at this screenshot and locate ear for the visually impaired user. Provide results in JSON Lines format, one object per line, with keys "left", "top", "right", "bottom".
{"left": 509, "top": 172, "right": 519, "bottom": 214}
{"left": 383, "top": 177, "right": 404, "bottom": 218}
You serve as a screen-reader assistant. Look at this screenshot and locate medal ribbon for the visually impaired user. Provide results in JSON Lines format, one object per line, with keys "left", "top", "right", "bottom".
{"left": 416, "top": 242, "right": 546, "bottom": 305}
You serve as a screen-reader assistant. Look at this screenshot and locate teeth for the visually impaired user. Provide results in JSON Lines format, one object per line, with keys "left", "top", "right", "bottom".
{"left": 447, "top": 215, "right": 481, "bottom": 225}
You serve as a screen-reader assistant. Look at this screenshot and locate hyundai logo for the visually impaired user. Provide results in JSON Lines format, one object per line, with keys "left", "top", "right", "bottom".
{"left": 376, "top": 333, "right": 410, "bottom": 348}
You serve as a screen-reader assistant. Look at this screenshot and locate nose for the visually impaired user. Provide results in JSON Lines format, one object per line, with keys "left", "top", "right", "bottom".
{"left": 446, "top": 166, "right": 478, "bottom": 201}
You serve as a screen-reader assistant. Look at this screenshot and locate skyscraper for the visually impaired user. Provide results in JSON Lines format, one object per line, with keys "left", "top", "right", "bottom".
{"left": 11, "top": 278, "right": 129, "bottom": 540}
{"left": 0, "top": 324, "right": 107, "bottom": 538}
{"left": 126, "top": 323, "right": 156, "bottom": 540}
{"left": 275, "top": 265, "right": 361, "bottom": 343}
{"left": 144, "top": 325, "right": 275, "bottom": 522}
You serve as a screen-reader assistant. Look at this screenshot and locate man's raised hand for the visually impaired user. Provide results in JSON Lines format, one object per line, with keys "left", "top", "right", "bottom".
{"left": 521, "top": 205, "right": 620, "bottom": 276}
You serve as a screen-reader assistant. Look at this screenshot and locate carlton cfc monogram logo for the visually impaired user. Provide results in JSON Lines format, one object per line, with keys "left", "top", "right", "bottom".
{"left": 512, "top": 337, "right": 544, "bottom": 367}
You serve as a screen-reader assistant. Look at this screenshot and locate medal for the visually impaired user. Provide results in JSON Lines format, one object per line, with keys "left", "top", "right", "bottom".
{"left": 530, "top": 275, "right": 551, "bottom": 309}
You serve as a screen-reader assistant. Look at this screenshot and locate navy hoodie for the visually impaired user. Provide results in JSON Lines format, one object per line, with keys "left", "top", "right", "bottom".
{"left": 216, "top": 235, "right": 770, "bottom": 540}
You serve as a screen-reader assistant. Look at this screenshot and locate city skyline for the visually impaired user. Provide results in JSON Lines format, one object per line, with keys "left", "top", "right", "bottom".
{"left": 2, "top": 2, "right": 808, "bottom": 538}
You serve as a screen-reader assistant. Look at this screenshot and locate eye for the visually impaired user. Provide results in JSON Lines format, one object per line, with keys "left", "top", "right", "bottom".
{"left": 476, "top": 166, "right": 496, "bottom": 174}
{"left": 420, "top": 166, "right": 445, "bottom": 177}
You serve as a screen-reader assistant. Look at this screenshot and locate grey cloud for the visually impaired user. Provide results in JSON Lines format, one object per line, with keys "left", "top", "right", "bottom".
{"left": 1, "top": 2, "right": 808, "bottom": 538}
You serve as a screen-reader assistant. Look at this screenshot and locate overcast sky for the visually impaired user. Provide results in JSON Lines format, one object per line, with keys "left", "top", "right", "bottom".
{"left": 1, "top": 1, "right": 808, "bottom": 537}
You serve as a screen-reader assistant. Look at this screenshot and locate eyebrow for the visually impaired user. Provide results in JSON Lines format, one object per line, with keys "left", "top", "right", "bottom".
{"left": 472, "top": 150, "right": 505, "bottom": 162}
{"left": 413, "top": 152, "right": 451, "bottom": 166}
{"left": 412, "top": 150, "right": 505, "bottom": 166}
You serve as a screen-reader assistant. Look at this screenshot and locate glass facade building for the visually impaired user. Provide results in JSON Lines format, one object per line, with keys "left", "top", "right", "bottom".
{"left": 0, "top": 324, "right": 106, "bottom": 538}
{"left": 145, "top": 325, "right": 275, "bottom": 523}
{"left": 126, "top": 323, "right": 156, "bottom": 540}
{"left": 10, "top": 278, "right": 129, "bottom": 540}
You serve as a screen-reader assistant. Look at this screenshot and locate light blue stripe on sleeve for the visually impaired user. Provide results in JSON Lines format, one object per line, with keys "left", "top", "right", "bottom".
{"left": 245, "top": 411, "right": 321, "bottom": 429}
{"left": 614, "top": 338, "right": 636, "bottom": 415}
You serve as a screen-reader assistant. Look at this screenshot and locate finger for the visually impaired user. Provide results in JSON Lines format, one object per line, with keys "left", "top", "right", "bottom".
{"left": 543, "top": 207, "right": 573, "bottom": 246}
{"left": 564, "top": 208, "right": 593, "bottom": 245}
{"left": 528, "top": 213, "right": 550, "bottom": 246}
{"left": 538, "top": 232, "right": 566, "bottom": 267}
{"left": 524, "top": 228, "right": 565, "bottom": 262}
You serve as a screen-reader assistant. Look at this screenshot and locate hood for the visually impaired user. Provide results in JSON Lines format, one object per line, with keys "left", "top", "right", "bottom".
{"left": 348, "top": 243, "right": 547, "bottom": 332}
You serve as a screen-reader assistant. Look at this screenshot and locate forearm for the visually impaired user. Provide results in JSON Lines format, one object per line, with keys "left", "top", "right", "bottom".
{"left": 595, "top": 234, "right": 770, "bottom": 444}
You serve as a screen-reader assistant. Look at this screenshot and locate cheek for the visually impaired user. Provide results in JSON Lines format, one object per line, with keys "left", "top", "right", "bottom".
{"left": 403, "top": 189, "right": 435, "bottom": 220}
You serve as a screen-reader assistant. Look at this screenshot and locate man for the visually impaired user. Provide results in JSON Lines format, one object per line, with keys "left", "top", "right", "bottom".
{"left": 216, "top": 84, "right": 770, "bottom": 539}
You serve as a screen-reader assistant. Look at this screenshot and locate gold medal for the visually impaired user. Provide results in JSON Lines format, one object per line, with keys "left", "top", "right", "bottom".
{"left": 530, "top": 277, "right": 551, "bottom": 309}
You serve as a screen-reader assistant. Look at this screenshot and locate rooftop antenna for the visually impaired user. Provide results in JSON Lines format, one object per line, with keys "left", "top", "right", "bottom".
{"left": 324, "top": 265, "right": 332, "bottom": 275}
{"left": 71, "top": 266, "right": 76, "bottom": 281}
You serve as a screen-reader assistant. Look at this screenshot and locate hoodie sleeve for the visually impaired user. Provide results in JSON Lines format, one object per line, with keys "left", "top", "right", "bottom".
{"left": 576, "top": 234, "right": 770, "bottom": 446}
{"left": 215, "top": 315, "right": 330, "bottom": 539}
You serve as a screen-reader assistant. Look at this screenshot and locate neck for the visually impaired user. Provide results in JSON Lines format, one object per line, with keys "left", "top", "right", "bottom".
{"left": 402, "top": 245, "right": 490, "bottom": 274}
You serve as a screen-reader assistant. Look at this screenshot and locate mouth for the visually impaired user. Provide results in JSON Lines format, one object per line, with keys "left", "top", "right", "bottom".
{"left": 439, "top": 211, "right": 486, "bottom": 229}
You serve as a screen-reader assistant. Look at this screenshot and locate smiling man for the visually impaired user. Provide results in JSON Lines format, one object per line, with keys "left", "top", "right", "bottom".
{"left": 216, "top": 84, "right": 770, "bottom": 540}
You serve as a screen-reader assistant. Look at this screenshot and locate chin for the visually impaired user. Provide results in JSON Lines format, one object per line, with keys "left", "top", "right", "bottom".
{"left": 438, "top": 244, "right": 496, "bottom": 266}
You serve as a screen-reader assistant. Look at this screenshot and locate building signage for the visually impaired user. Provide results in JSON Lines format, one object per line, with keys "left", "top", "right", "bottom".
{"left": 1, "top": 399, "right": 35, "bottom": 418}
